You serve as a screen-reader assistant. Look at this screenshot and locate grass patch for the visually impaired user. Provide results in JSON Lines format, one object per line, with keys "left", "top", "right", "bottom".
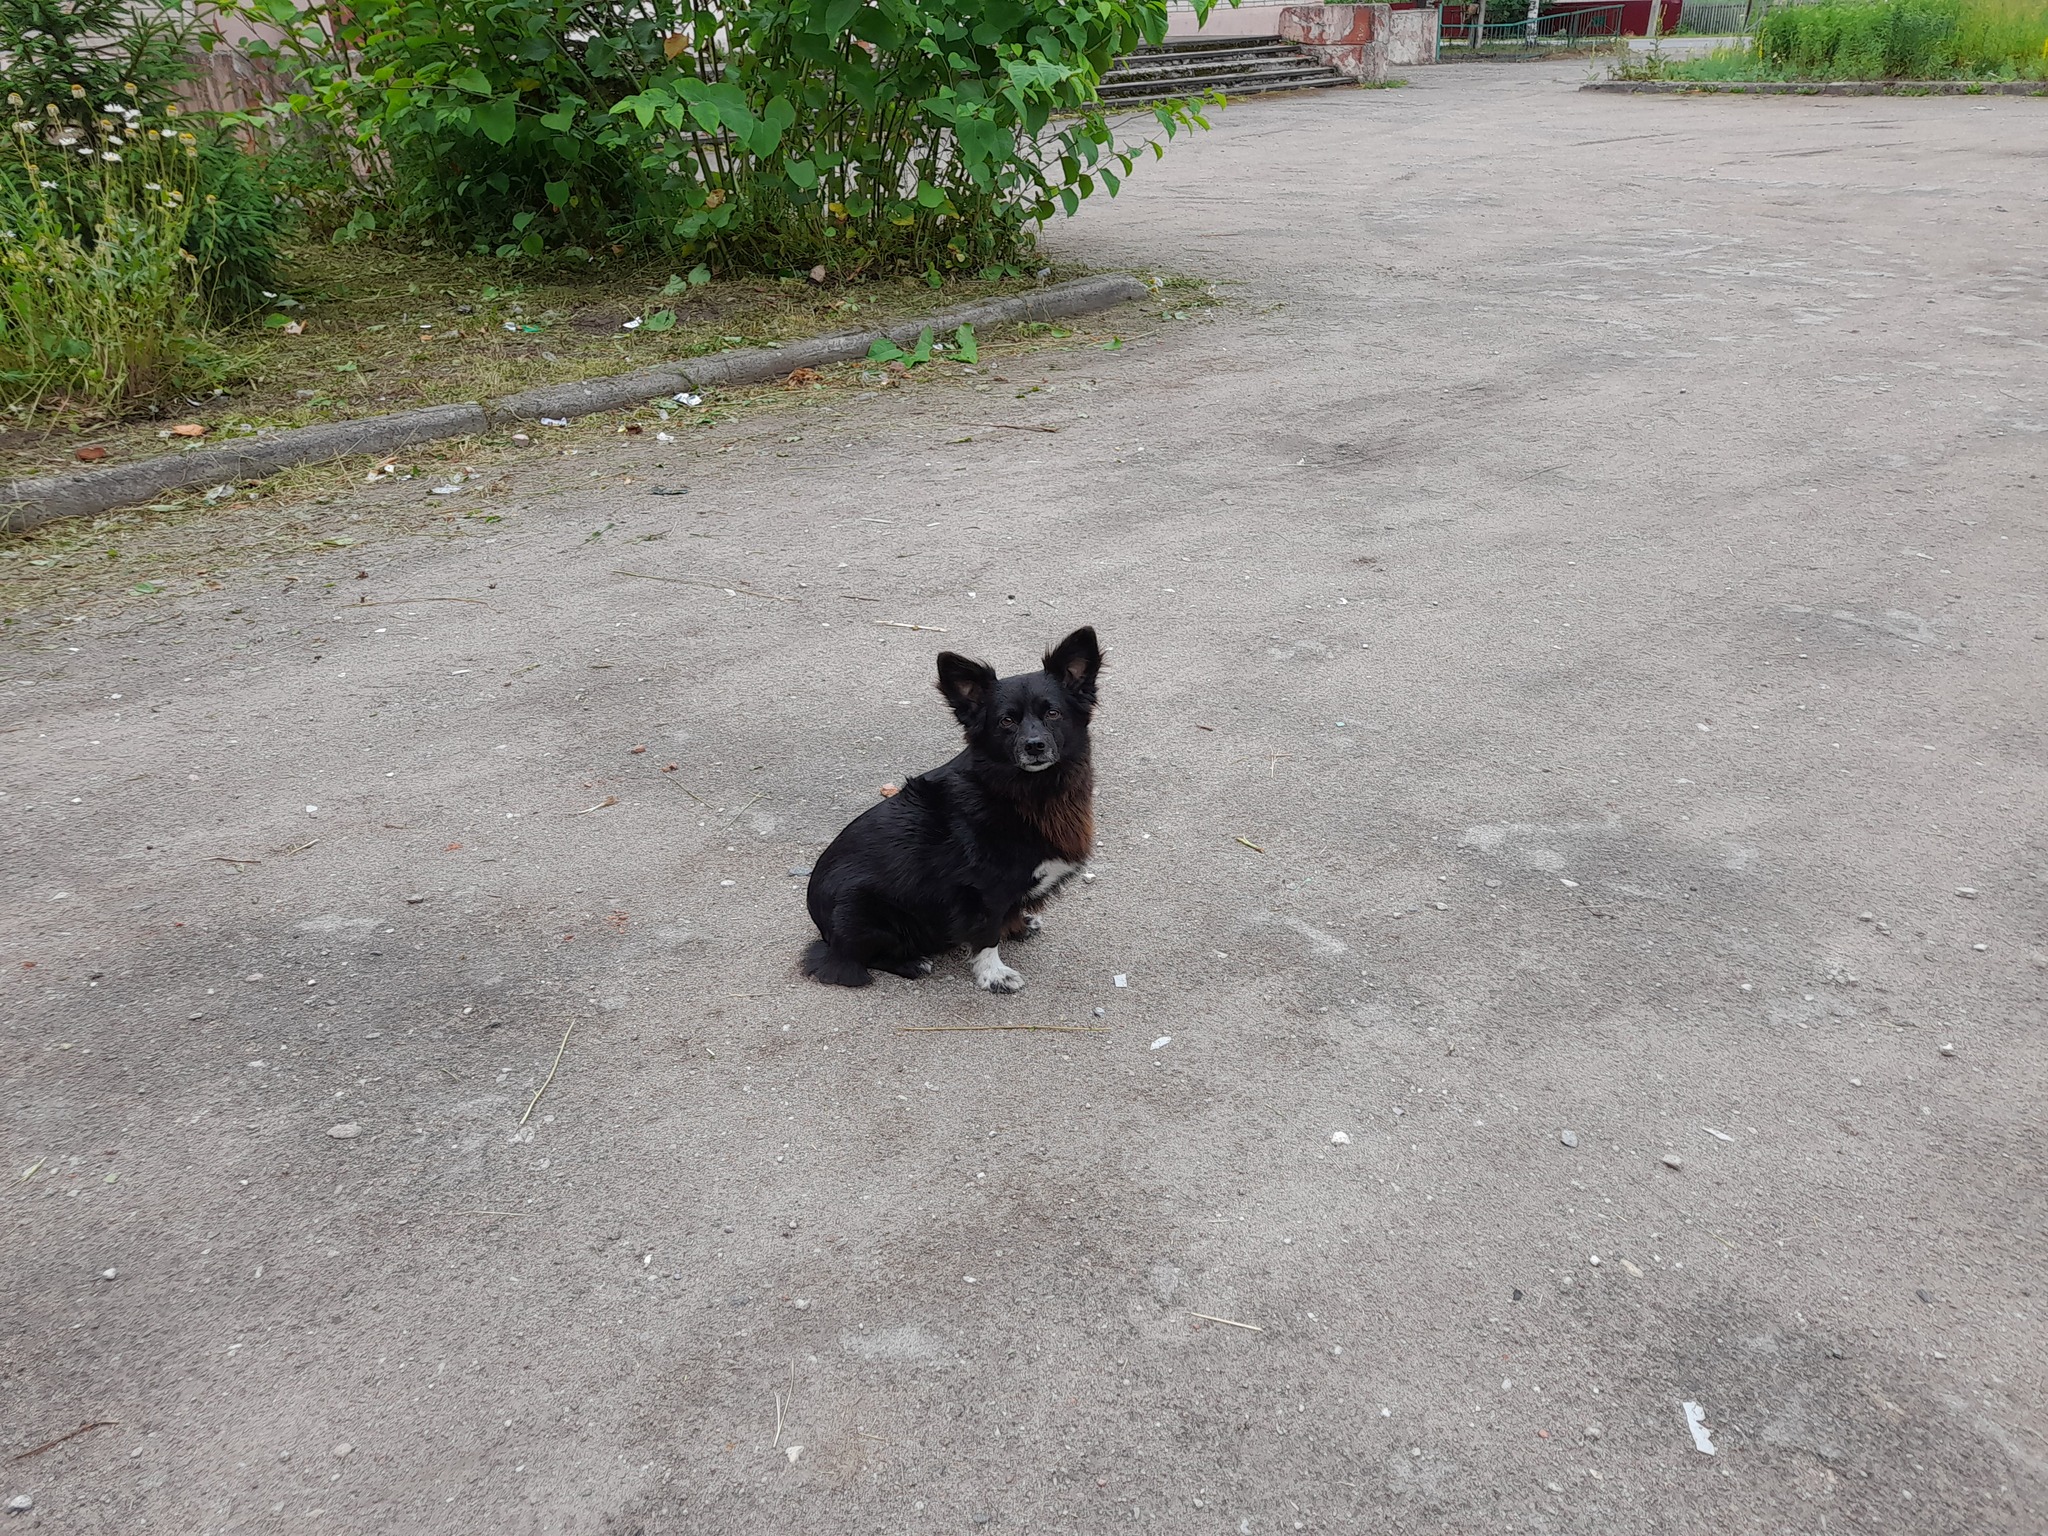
{"left": 0, "top": 279, "right": 1216, "bottom": 628}
{"left": 0, "top": 242, "right": 1090, "bottom": 480}
{"left": 1612, "top": 0, "right": 2048, "bottom": 79}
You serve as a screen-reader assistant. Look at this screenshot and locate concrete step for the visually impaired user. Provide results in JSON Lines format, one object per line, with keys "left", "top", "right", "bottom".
{"left": 1098, "top": 38, "right": 1355, "bottom": 103}
{"left": 1105, "top": 51, "right": 1332, "bottom": 81}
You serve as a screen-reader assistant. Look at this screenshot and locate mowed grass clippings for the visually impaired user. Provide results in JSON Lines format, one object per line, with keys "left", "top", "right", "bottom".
{"left": 0, "top": 242, "right": 1092, "bottom": 481}
{"left": 0, "top": 285, "right": 1218, "bottom": 631}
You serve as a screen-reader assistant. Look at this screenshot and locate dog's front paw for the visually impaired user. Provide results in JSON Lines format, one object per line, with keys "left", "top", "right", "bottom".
{"left": 971, "top": 947, "right": 1025, "bottom": 994}
{"left": 1024, "top": 914, "right": 1043, "bottom": 935}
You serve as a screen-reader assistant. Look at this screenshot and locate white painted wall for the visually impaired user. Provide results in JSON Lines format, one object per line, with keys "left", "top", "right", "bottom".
{"left": 1165, "top": 3, "right": 1296, "bottom": 38}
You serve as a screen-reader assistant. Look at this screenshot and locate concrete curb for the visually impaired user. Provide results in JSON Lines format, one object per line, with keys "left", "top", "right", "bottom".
{"left": 1583, "top": 78, "right": 2048, "bottom": 96}
{"left": 0, "top": 273, "right": 1147, "bottom": 535}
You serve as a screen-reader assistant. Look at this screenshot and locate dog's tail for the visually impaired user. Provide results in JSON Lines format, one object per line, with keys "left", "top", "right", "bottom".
{"left": 802, "top": 939, "right": 873, "bottom": 989}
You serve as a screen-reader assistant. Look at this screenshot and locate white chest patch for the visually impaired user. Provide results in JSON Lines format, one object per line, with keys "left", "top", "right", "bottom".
{"left": 1028, "top": 859, "right": 1080, "bottom": 901}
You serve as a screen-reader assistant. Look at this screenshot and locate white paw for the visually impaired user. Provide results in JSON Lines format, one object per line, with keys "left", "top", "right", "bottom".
{"left": 1024, "top": 914, "right": 1043, "bottom": 935}
{"left": 971, "top": 946, "right": 1024, "bottom": 993}
{"left": 916, "top": 958, "right": 935, "bottom": 975}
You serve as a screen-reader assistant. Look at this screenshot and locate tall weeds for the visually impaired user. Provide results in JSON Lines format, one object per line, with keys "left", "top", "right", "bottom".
{"left": 0, "top": 100, "right": 210, "bottom": 414}
{"left": 1629, "top": 0, "right": 2048, "bottom": 77}
{"left": 1747, "top": 0, "right": 2046, "bottom": 75}
{"left": 1951, "top": 0, "right": 2048, "bottom": 71}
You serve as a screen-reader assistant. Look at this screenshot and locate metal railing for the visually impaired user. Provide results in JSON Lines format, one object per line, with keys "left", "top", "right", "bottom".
{"left": 1673, "top": 0, "right": 1757, "bottom": 33}
{"left": 1439, "top": 5, "right": 1626, "bottom": 47}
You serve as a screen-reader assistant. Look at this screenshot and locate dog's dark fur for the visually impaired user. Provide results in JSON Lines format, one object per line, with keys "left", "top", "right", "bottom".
{"left": 802, "top": 627, "right": 1103, "bottom": 991}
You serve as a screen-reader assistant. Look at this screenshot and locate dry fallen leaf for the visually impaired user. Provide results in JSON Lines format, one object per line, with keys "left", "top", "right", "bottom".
{"left": 281, "top": 320, "right": 306, "bottom": 335}
{"left": 784, "top": 367, "right": 823, "bottom": 388}
{"left": 74, "top": 445, "right": 107, "bottom": 462}
{"left": 663, "top": 30, "right": 688, "bottom": 57}
{"left": 169, "top": 423, "right": 208, "bottom": 438}
{"left": 878, "top": 783, "right": 899, "bottom": 798}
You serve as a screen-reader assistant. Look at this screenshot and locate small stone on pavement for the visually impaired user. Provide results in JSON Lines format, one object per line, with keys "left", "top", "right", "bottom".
{"left": 328, "top": 1123, "right": 361, "bottom": 1140}
{"left": 1560, "top": 1130, "right": 1579, "bottom": 1148}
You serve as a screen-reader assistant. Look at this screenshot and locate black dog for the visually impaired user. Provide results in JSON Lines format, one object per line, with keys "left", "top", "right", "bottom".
{"left": 802, "top": 627, "right": 1103, "bottom": 992}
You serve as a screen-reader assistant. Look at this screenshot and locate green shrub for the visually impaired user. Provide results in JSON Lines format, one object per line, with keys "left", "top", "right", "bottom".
{"left": 186, "top": 129, "right": 285, "bottom": 320}
{"left": 239, "top": 0, "right": 1227, "bottom": 274}
{"left": 0, "top": 0, "right": 286, "bottom": 317}
{"left": 0, "top": 108, "right": 211, "bottom": 412}
{"left": 0, "top": 0, "right": 191, "bottom": 129}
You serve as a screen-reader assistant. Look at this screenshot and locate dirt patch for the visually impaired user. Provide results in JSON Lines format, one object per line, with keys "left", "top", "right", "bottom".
{"left": 0, "top": 296, "right": 1207, "bottom": 631}
{"left": 0, "top": 244, "right": 1103, "bottom": 482}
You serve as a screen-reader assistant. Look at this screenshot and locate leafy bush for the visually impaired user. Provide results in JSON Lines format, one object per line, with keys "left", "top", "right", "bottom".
{"left": 0, "top": 107, "right": 211, "bottom": 411}
{"left": 240, "top": 0, "right": 1227, "bottom": 274}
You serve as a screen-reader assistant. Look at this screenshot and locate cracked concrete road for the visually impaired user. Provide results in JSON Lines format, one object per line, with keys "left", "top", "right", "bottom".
{"left": 4, "top": 64, "right": 2045, "bottom": 1536}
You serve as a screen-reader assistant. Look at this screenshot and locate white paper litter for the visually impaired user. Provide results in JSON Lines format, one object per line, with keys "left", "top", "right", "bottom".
{"left": 1682, "top": 1400, "right": 1716, "bottom": 1455}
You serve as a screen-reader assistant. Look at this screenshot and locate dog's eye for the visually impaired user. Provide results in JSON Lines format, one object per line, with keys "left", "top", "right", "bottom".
{"left": 1045, "top": 709, "right": 1061, "bottom": 720}
{"left": 1000, "top": 713, "right": 1018, "bottom": 727}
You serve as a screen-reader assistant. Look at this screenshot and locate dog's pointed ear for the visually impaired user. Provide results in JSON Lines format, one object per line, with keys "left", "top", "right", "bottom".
{"left": 1044, "top": 626, "right": 1102, "bottom": 705}
{"left": 935, "top": 651, "right": 998, "bottom": 729}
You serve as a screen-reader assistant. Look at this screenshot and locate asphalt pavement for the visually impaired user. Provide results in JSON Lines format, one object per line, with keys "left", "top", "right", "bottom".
{"left": 3, "top": 62, "right": 2044, "bottom": 1535}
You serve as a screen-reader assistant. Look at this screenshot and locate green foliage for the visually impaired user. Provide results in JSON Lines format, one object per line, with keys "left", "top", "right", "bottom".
{"left": 0, "top": 109, "right": 212, "bottom": 412}
{"left": 1754, "top": 0, "right": 1964, "bottom": 76}
{"left": 0, "top": 0, "right": 192, "bottom": 129}
{"left": 0, "top": 0, "right": 284, "bottom": 317}
{"left": 187, "top": 132, "right": 284, "bottom": 320}
{"left": 1949, "top": 0, "right": 2048, "bottom": 69}
{"left": 237, "top": 0, "right": 1228, "bottom": 273}
{"left": 1635, "top": 0, "right": 2047, "bottom": 78}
